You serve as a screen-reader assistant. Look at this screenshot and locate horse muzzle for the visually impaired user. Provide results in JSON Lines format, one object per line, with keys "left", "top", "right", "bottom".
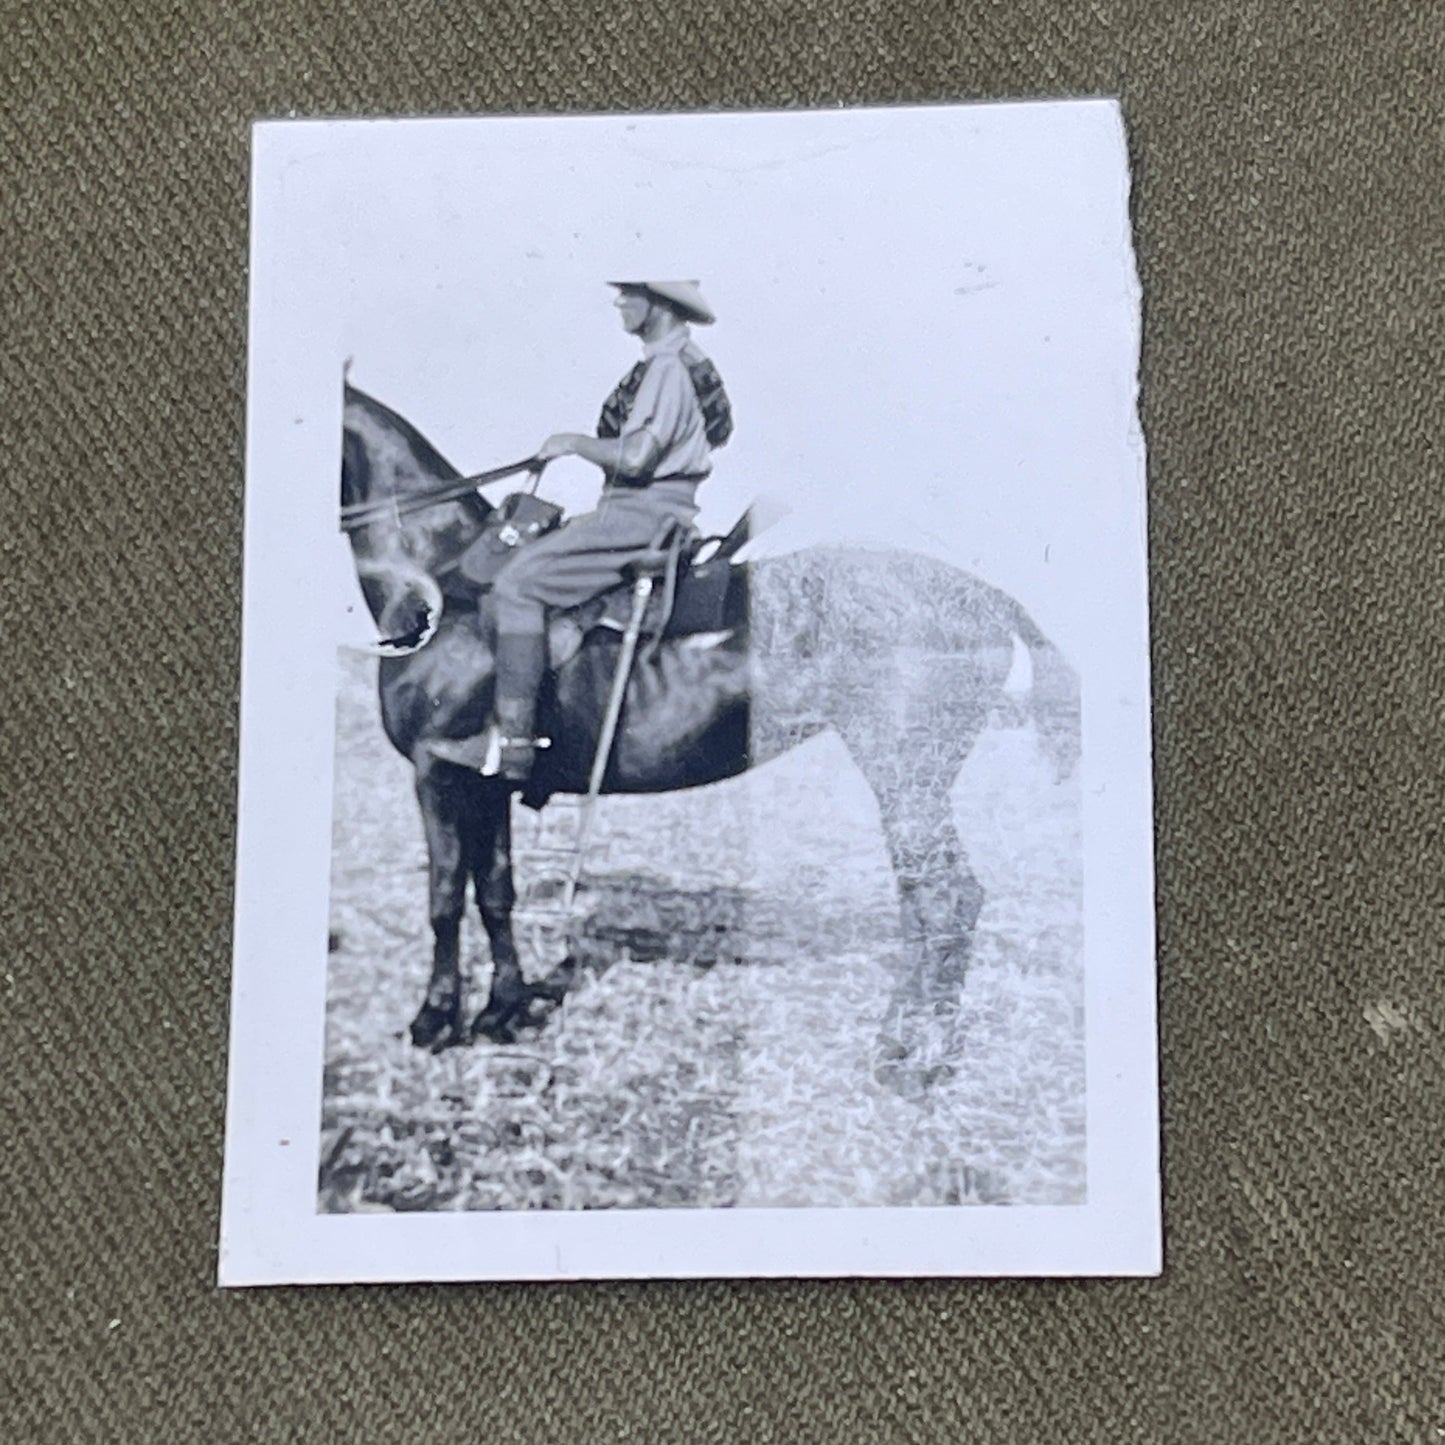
{"left": 357, "top": 558, "right": 443, "bottom": 657}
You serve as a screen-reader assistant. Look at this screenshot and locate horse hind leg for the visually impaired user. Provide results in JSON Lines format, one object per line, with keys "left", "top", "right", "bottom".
{"left": 837, "top": 694, "right": 991, "bottom": 1091}
{"left": 870, "top": 770, "right": 985, "bottom": 1068}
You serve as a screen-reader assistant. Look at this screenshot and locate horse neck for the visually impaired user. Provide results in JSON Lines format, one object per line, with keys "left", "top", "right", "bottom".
{"left": 341, "top": 390, "right": 491, "bottom": 606}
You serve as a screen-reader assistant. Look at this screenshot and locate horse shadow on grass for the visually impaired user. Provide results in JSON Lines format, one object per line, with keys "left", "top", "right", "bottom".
{"left": 320, "top": 869, "right": 1020, "bottom": 1212}
{"left": 473, "top": 868, "right": 779, "bottom": 1044}
{"left": 320, "top": 870, "right": 762, "bottom": 1214}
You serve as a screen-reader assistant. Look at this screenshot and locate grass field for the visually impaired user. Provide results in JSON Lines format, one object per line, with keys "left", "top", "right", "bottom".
{"left": 320, "top": 649, "right": 1085, "bottom": 1213}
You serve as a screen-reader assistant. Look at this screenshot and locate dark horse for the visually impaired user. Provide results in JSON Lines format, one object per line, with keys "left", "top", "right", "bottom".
{"left": 341, "top": 384, "right": 1080, "bottom": 1084}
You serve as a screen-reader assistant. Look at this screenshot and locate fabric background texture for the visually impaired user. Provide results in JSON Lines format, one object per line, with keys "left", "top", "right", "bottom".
{"left": 3, "top": 2, "right": 1442, "bottom": 1440}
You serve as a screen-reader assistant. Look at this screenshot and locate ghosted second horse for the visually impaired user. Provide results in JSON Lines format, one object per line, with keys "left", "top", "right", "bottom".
{"left": 341, "top": 384, "right": 1080, "bottom": 1084}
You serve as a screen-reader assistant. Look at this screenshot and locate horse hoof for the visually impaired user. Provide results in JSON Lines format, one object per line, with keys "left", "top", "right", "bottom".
{"left": 874, "top": 1048, "right": 958, "bottom": 1096}
{"left": 528, "top": 957, "right": 577, "bottom": 1008}
{"left": 875, "top": 1032, "right": 910, "bottom": 1062}
{"left": 470, "top": 1002, "right": 520, "bottom": 1044}
{"left": 410, "top": 1005, "right": 463, "bottom": 1051}
{"left": 874, "top": 1059, "right": 929, "bottom": 1099}
{"left": 472, "top": 965, "right": 575, "bottom": 1042}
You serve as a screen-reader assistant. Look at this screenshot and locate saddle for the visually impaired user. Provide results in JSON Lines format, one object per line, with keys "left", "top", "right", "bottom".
{"left": 444, "top": 492, "right": 745, "bottom": 660}
{"left": 608, "top": 530, "right": 734, "bottom": 632}
{"left": 549, "top": 528, "right": 742, "bottom": 667}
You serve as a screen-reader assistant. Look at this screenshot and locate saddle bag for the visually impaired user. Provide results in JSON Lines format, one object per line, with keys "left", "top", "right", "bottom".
{"left": 455, "top": 491, "right": 564, "bottom": 589}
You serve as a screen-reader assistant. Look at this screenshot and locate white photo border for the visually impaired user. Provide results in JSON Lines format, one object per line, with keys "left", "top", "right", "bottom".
{"left": 220, "top": 99, "right": 1159, "bottom": 1285}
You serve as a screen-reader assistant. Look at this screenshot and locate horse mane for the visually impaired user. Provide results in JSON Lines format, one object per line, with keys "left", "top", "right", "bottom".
{"left": 340, "top": 375, "right": 500, "bottom": 653}
{"left": 344, "top": 383, "right": 464, "bottom": 487}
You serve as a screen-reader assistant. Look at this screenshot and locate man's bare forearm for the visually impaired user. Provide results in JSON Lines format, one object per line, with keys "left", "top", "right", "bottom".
{"left": 537, "top": 431, "right": 660, "bottom": 477}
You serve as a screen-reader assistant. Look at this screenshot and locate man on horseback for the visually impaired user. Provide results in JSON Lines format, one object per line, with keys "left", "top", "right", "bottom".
{"left": 430, "top": 280, "right": 733, "bottom": 782}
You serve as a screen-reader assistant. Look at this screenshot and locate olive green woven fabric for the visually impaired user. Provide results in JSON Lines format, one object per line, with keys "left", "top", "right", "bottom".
{"left": 3, "top": 3, "right": 1442, "bottom": 1440}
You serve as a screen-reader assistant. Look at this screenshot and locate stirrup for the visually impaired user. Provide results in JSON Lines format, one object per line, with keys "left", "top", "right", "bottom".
{"left": 428, "top": 728, "right": 548, "bottom": 778}
{"left": 494, "top": 731, "right": 550, "bottom": 782}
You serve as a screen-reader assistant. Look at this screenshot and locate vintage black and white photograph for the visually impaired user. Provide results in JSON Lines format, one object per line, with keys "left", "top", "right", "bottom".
{"left": 221, "top": 101, "right": 1158, "bottom": 1283}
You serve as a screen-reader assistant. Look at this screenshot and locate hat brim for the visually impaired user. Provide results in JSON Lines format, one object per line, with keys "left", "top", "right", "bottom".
{"left": 607, "top": 281, "right": 715, "bottom": 325}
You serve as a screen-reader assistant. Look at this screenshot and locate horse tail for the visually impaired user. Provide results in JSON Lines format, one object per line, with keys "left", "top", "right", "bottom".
{"left": 1003, "top": 599, "right": 1080, "bottom": 782}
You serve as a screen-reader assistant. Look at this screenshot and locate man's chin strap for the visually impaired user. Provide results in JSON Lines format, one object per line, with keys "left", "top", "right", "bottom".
{"left": 639, "top": 298, "right": 677, "bottom": 343}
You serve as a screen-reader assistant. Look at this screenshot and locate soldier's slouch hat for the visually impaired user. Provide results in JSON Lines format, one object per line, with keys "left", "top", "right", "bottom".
{"left": 609, "top": 280, "right": 716, "bottom": 325}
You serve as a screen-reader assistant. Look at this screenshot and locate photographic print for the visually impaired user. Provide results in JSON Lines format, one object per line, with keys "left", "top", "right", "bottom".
{"left": 221, "top": 100, "right": 1158, "bottom": 1283}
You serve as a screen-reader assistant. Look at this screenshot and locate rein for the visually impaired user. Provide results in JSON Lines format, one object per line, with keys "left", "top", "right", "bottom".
{"left": 340, "top": 456, "right": 544, "bottom": 533}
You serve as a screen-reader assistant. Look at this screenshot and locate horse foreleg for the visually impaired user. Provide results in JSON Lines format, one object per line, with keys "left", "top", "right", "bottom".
{"left": 465, "top": 783, "right": 535, "bottom": 1042}
{"left": 409, "top": 753, "right": 470, "bottom": 1050}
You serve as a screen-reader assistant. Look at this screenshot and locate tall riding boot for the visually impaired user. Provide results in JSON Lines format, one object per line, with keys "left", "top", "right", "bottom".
{"left": 426, "top": 627, "right": 548, "bottom": 782}
{"left": 490, "top": 629, "right": 549, "bottom": 781}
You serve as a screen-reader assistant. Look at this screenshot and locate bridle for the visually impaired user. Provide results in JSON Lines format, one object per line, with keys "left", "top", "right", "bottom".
{"left": 339, "top": 456, "right": 547, "bottom": 533}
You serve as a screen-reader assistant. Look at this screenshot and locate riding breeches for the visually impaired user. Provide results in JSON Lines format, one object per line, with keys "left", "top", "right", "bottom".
{"left": 490, "top": 485, "right": 699, "bottom": 635}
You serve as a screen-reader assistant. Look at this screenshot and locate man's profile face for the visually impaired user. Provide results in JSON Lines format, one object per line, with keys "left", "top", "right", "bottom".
{"left": 613, "top": 288, "right": 653, "bottom": 335}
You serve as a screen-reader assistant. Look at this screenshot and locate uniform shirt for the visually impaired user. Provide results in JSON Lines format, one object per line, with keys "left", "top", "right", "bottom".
{"left": 615, "top": 327, "right": 713, "bottom": 482}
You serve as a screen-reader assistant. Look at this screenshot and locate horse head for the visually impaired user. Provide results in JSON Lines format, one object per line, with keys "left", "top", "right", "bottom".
{"left": 340, "top": 383, "right": 494, "bottom": 654}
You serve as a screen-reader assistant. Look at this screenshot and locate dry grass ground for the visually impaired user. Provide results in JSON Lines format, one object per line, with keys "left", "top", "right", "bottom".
{"left": 321, "top": 650, "right": 1084, "bottom": 1213}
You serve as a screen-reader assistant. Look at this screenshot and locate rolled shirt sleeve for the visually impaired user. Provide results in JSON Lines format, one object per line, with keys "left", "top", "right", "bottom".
{"left": 623, "top": 357, "right": 690, "bottom": 444}
{"left": 618, "top": 355, "right": 710, "bottom": 478}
